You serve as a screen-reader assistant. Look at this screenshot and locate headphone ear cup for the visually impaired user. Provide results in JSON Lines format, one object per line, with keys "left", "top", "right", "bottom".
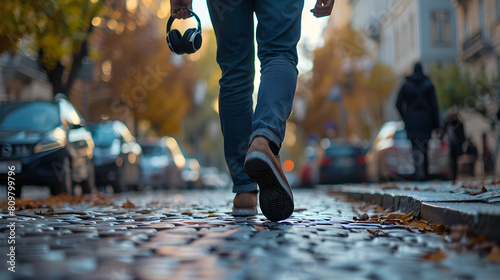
{"left": 167, "top": 29, "right": 183, "bottom": 54}
{"left": 181, "top": 28, "right": 197, "bottom": 54}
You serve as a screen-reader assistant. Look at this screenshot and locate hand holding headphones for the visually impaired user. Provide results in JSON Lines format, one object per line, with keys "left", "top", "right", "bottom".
{"left": 166, "top": 9, "right": 202, "bottom": 55}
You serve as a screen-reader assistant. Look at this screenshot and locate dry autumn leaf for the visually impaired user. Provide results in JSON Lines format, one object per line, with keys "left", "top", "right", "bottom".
{"left": 386, "top": 213, "right": 404, "bottom": 220}
{"left": 422, "top": 248, "right": 447, "bottom": 262}
{"left": 122, "top": 199, "right": 135, "bottom": 208}
{"left": 468, "top": 186, "right": 487, "bottom": 196}
{"left": 367, "top": 229, "right": 388, "bottom": 236}
{"left": 401, "top": 211, "right": 413, "bottom": 221}
{"left": 253, "top": 225, "right": 266, "bottom": 231}
{"left": 181, "top": 211, "right": 193, "bottom": 216}
{"left": 34, "top": 207, "right": 54, "bottom": 216}
{"left": 487, "top": 246, "right": 500, "bottom": 263}
{"left": 431, "top": 224, "right": 449, "bottom": 234}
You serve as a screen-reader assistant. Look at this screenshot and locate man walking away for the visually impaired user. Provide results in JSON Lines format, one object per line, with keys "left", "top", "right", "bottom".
{"left": 396, "top": 62, "right": 440, "bottom": 181}
{"left": 170, "top": 0, "right": 335, "bottom": 221}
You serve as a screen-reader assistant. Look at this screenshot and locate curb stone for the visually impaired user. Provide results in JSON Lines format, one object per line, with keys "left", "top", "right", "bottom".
{"left": 317, "top": 184, "right": 500, "bottom": 243}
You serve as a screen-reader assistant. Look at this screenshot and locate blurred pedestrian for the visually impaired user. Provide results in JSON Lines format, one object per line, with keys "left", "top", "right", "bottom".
{"left": 396, "top": 62, "right": 440, "bottom": 181}
{"left": 442, "top": 109, "right": 466, "bottom": 180}
{"left": 462, "top": 137, "right": 478, "bottom": 177}
{"left": 170, "top": 0, "right": 335, "bottom": 221}
{"left": 494, "top": 107, "right": 500, "bottom": 174}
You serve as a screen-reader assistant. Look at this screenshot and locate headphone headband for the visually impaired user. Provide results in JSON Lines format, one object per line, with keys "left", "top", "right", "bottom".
{"left": 166, "top": 9, "right": 201, "bottom": 33}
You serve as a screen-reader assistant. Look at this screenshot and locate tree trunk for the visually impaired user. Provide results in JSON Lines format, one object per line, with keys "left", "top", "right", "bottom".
{"left": 38, "top": 26, "right": 92, "bottom": 98}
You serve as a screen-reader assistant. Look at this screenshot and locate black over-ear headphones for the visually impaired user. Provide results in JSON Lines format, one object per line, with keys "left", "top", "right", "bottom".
{"left": 166, "top": 9, "right": 202, "bottom": 55}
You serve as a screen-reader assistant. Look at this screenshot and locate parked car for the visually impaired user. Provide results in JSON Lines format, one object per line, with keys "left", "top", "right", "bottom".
{"left": 181, "top": 158, "right": 202, "bottom": 189}
{"left": 139, "top": 136, "right": 186, "bottom": 189}
{"left": 318, "top": 140, "right": 367, "bottom": 184}
{"left": 365, "top": 121, "right": 451, "bottom": 182}
{"left": 0, "top": 97, "right": 95, "bottom": 197}
{"left": 200, "top": 167, "right": 231, "bottom": 189}
{"left": 88, "top": 121, "right": 142, "bottom": 193}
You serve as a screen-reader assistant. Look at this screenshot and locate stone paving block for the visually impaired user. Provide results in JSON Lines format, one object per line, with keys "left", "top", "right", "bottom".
{"left": 421, "top": 202, "right": 500, "bottom": 242}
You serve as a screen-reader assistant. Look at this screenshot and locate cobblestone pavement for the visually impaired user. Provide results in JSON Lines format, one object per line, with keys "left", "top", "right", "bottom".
{"left": 1, "top": 189, "right": 500, "bottom": 280}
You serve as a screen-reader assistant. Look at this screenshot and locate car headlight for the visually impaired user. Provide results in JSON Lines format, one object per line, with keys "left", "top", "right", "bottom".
{"left": 33, "top": 127, "right": 67, "bottom": 153}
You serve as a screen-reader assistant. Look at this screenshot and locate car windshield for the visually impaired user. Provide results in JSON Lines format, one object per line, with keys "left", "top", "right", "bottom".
{"left": 0, "top": 102, "right": 60, "bottom": 132}
{"left": 142, "top": 145, "right": 170, "bottom": 158}
{"left": 393, "top": 130, "right": 407, "bottom": 139}
{"left": 325, "top": 145, "right": 358, "bottom": 157}
{"left": 89, "top": 125, "right": 118, "bottom": 148}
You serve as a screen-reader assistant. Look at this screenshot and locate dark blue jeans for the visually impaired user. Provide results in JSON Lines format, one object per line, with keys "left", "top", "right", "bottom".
{"left": 207, "top": 0, "right": 304, "bottom": 193}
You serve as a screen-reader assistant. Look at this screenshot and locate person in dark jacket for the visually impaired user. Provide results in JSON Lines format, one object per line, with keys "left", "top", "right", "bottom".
{"left": 396, "top": 62, "right": 440, "bottom": 181}
{"left": 443, "top": 110, "right": 466, "bottom": 180}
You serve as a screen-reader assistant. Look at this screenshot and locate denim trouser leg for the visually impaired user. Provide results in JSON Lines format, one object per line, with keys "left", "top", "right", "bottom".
{"left": 251, "top": 1, "right": 304, "bottom": 149}
{"left": 208, "top": 0, "right": 257, "bottom": 193}
{"left": 207, "top": 0, "right": 303, "bottom": 194}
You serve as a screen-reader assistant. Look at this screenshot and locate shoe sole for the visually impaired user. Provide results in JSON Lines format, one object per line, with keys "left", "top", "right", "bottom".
{"left": 232, "top": 208, "right": 258, "bottom": 216}
{"left": 244, "top": 151, "right": 294, "bottom": 222}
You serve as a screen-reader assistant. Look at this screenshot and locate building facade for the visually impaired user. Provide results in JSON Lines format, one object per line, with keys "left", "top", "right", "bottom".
{"left": 379, "top": 0, "right": 458, "bottom": 76}
{"left": 455, "top": 0, "right": 500, "bottom": 79}
{"left": 349, "top": 0, "right": 458, "bottom": 76}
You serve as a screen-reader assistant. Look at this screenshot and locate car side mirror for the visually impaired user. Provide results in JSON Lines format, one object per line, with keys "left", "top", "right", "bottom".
{"left": 69, "top": 122, "right": 84, "bottom": 130}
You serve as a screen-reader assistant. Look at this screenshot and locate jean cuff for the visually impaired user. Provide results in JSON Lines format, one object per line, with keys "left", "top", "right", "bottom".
{"left": 233, "top": 182, "right": 258, "bottom": 194}
{"left": 249, "top": 128, "right": 281, "bottom": 150}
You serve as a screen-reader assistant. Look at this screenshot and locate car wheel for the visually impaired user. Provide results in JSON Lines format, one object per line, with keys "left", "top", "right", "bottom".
{"left": 13, "top": 184, "right": 22, "bottom": 198}
{"left": 111, "top": 169, "right": 125, "bottom": 193}
{"left": 51, "top": 156, "right": 73, "bottom": 195}
{"left": 80, "top": 162, "right": 95, "bottom": 194}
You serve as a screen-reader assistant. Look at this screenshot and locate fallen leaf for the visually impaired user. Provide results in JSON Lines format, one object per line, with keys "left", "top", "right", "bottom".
{"left": 469, "top": 235, "right": 488, "bottom": 246}
{"left": 422, "top": 248, "right": 447, "bottom": 262}
{"left": 487, "top": 246, "right": 500, "bottom": 263}
{"left": 122, "top": 199, "right": 135, "bottom": 208}
{"left": 408, "top": 220, "right": 431, "bottom": 231}
{"left": 367, "top": 229, "right": 388, "bottom": 236}
{"left": 401, "top": 211, "right": 413, "bottom": 221}
{"left": 253, "top": 225, "right": 266, "bottom": 231}
{"left": 34, "top": 207, "right": 54, "bottom": 216}
{"left": 461, "top": 183, "right": 481, "bottom": 189}
{"left": 431, "top": 224, "right": 449, "bottom": 234}
{"left": 468, "top": 186, "right": 487, "bottom": 196}
{"left": 381, "top": 183, "right": 398, "bottom": 189}
{"left": 386, "top": 213, "right": 404, "bottom": 220}
{"left": 358, "top": 213, "right": 369, "bottom": 221}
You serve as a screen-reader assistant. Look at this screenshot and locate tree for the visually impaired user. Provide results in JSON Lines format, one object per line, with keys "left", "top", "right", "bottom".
{"left": 303, "top": 25, "right": 395, "bottom": 140}
{"left": 86, "top": 0, "right": 198, "bottom": 136}
{"left": 0, "top": 0, "right": 104, "bottom": 97}
{"left": 430, "top": 64, "right": 474, "bottom": 110}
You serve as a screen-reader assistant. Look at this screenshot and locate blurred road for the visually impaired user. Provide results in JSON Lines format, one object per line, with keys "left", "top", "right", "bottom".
{"left": 1, "top": 188, "right": 499, "bottom": 280}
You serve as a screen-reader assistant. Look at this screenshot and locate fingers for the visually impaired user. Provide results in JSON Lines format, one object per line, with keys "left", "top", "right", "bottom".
{"left": 171, "top": 5, "right": 193, "bottom": 19}
{"left": 310, "top": 0, "right": 335, "bottom": 18}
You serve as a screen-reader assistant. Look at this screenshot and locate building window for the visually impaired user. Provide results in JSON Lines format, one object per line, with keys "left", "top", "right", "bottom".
{"left": 431, "top": 11, "right": 451, "bottom": 46}
{"left": 394, "top": 27, "right": 400, "bottom": 61}
{"left": 496, "top": 0, "right": 500, "bottom": 21}
{"left": 409, "top": 14, "right": 416, "bottom": 51}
